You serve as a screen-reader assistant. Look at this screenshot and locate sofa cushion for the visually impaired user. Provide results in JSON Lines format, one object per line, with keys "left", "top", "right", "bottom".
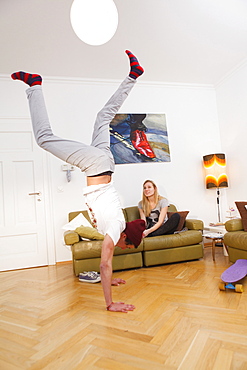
{"left": 72, "top": 239, "right": 144, "bottom": 260}
{"left": 75, "top": 226, "right": 104, "bottom": 240}
{"left": 224, "top": 231, "right": 247, "bottom": 251}
{"left": 143, "top": 230, "right": 202, "bottom": 251}
{"left": 143, "top": 244, "right": 203, "bottom": 267}
{"left": 235, "top": 201, "right": 247, "bottom": 231}
{"left": 168, "top": 211, "right": 189, "bottom": 231}
{"left": 72, "top": 240, "right": 103, "bottom": 259}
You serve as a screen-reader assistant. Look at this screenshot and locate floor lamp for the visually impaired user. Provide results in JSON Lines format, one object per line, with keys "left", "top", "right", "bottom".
{"left": 203, "top": 153, "right": 228, "bottom": 223}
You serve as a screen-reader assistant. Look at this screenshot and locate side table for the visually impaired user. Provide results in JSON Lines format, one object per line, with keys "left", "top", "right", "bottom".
{"left": 203, "top": 232, "right": 224, "bottom": 261}
{"left": 203, "top": 225, "right": 228, "bottom": 261}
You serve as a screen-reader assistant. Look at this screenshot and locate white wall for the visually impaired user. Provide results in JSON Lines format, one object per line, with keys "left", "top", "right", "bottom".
{"left": 1, "top": 75, "right": 223, "bottom": 262}
{"left": 216, "top": 61, "right": 247, "bottom": 218}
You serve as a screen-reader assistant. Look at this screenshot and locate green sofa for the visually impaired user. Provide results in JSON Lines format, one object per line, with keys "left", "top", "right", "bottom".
{"left": 64, "top": 205, "right": 204, "bottom": 276}
{"left": 224, "top": 218, "right": 247, "bottom": 262}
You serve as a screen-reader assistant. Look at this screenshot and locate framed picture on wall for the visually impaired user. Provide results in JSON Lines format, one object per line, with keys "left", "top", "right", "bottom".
{"left": 110, "top": 113, "right": 170, "bottom": 164}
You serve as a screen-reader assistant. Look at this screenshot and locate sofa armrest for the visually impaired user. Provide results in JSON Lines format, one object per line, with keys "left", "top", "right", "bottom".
{"left": 225, "top": 218, "right": 243, "bottom": 232}
{"left": 64, "top": 230, "right": 80, "bottom": 245}
{"left": 185, "top": 219, "right": 204, "bottom": 230}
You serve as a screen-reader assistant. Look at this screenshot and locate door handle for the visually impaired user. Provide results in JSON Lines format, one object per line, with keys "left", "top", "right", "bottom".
{"left": 28, "top": 191, "right": 42, "bottom": 202}
{"left": 29, "top": 192, "right": 42, "bottom": 196}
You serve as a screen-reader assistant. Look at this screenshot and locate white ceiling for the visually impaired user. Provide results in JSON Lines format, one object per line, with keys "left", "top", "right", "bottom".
{"left": 1, "top": 0, "right": 247, "bottom": 85}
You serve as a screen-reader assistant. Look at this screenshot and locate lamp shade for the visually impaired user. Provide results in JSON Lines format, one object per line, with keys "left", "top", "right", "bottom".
{"left": 203, "top": 153, "right": 228, "bottom": 189}
{"left": 70, "top": 0, "right": 118, "bottom": 46}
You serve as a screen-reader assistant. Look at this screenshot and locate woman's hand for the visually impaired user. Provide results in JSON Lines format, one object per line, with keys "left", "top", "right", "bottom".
{"left": 142, "top": 229, "right": 150, "bottom": 238}
{"left": 143, "top": 206, "right": 169, "bottom": 237}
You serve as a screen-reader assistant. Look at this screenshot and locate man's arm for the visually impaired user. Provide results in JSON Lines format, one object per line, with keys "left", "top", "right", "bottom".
{"left": 100, "top": 234, "right": 135, "bottom": 312}
{"left": 100, "top": 234, "right": 115, "bottom": 307}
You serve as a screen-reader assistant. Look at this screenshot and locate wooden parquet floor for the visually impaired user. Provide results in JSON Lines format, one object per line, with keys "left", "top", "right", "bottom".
{"left": 1, "top": 247, "right": 247, "bottom": 370}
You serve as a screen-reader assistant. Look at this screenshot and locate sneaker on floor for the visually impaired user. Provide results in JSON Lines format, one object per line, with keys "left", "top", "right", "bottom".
{"left": 79, "top": 271, "right": 101, "bottom": 283}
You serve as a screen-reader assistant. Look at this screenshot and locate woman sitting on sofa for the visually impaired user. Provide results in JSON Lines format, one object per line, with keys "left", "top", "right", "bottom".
{"left": 138, "top": 180, "right": 180, "bottom": 237}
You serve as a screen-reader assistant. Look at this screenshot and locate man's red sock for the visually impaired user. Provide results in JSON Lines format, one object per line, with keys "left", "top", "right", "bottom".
{"left": 125, "top": 50, "right": 144, "bottom": 80}
{"left": 11, "top": 71, "right": 42, "bottom": 86}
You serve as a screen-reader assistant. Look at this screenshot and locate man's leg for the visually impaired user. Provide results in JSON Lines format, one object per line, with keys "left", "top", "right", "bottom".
{"left": 91, "top": 50, "right": 144, "bottom": 152}
{"left": 11, "top": 50, "right": 144, "bottom": 174}
{"left": 11, "top": 72, "right": 92, "bottom": 165}
{"left": 26, "top": 86, "right": 87, "bottom": 162}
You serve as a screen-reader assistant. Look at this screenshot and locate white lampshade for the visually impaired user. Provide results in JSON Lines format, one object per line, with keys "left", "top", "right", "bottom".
{"left": 70, "top": 0, "right": 118, "bottom": 46}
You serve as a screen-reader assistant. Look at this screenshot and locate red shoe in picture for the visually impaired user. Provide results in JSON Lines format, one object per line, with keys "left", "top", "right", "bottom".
{"left": 130, "top": 130, "right": 156, "bottom": 158}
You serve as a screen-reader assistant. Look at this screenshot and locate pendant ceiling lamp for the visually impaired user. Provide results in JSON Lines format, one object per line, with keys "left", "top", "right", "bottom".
{"left": 70, "top": 0, "right": 118, "bottom": 46}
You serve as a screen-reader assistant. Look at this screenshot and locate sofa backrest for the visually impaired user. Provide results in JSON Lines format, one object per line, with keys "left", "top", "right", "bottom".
{"left": 123, "top": 206, "right": 140, "bottom": 222}
{"left": 123, "top": 204, "right": 177, "bottom": 222}
{"left": 69, "top": 204, "right": 178, "bottom": 223}
{"left": 69, "top": 210, "right": 91, "bottom": 223}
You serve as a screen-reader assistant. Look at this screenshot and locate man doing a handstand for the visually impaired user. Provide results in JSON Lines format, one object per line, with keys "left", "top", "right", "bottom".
{"left": 11, "top": 50, "right": 145, "bottom": 313}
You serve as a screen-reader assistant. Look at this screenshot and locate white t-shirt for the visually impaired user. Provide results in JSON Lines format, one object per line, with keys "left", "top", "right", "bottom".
{"left": 83, "top": 182, "right": 125, "bottom": 246}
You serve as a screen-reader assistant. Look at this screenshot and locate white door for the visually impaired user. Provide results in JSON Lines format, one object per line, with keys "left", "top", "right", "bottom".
{"left": 0, "top": 118, "right": 50, "bottom": 271}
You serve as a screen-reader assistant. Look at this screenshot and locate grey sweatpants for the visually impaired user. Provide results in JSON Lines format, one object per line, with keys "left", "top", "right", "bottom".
{"left": 26, "top": 76, "right": 136, "bottom": 176}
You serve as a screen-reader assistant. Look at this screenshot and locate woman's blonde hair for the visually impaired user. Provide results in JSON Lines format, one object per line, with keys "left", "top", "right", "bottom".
{"left": 142, "top": 179, "right": 164, "bottom": 217}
